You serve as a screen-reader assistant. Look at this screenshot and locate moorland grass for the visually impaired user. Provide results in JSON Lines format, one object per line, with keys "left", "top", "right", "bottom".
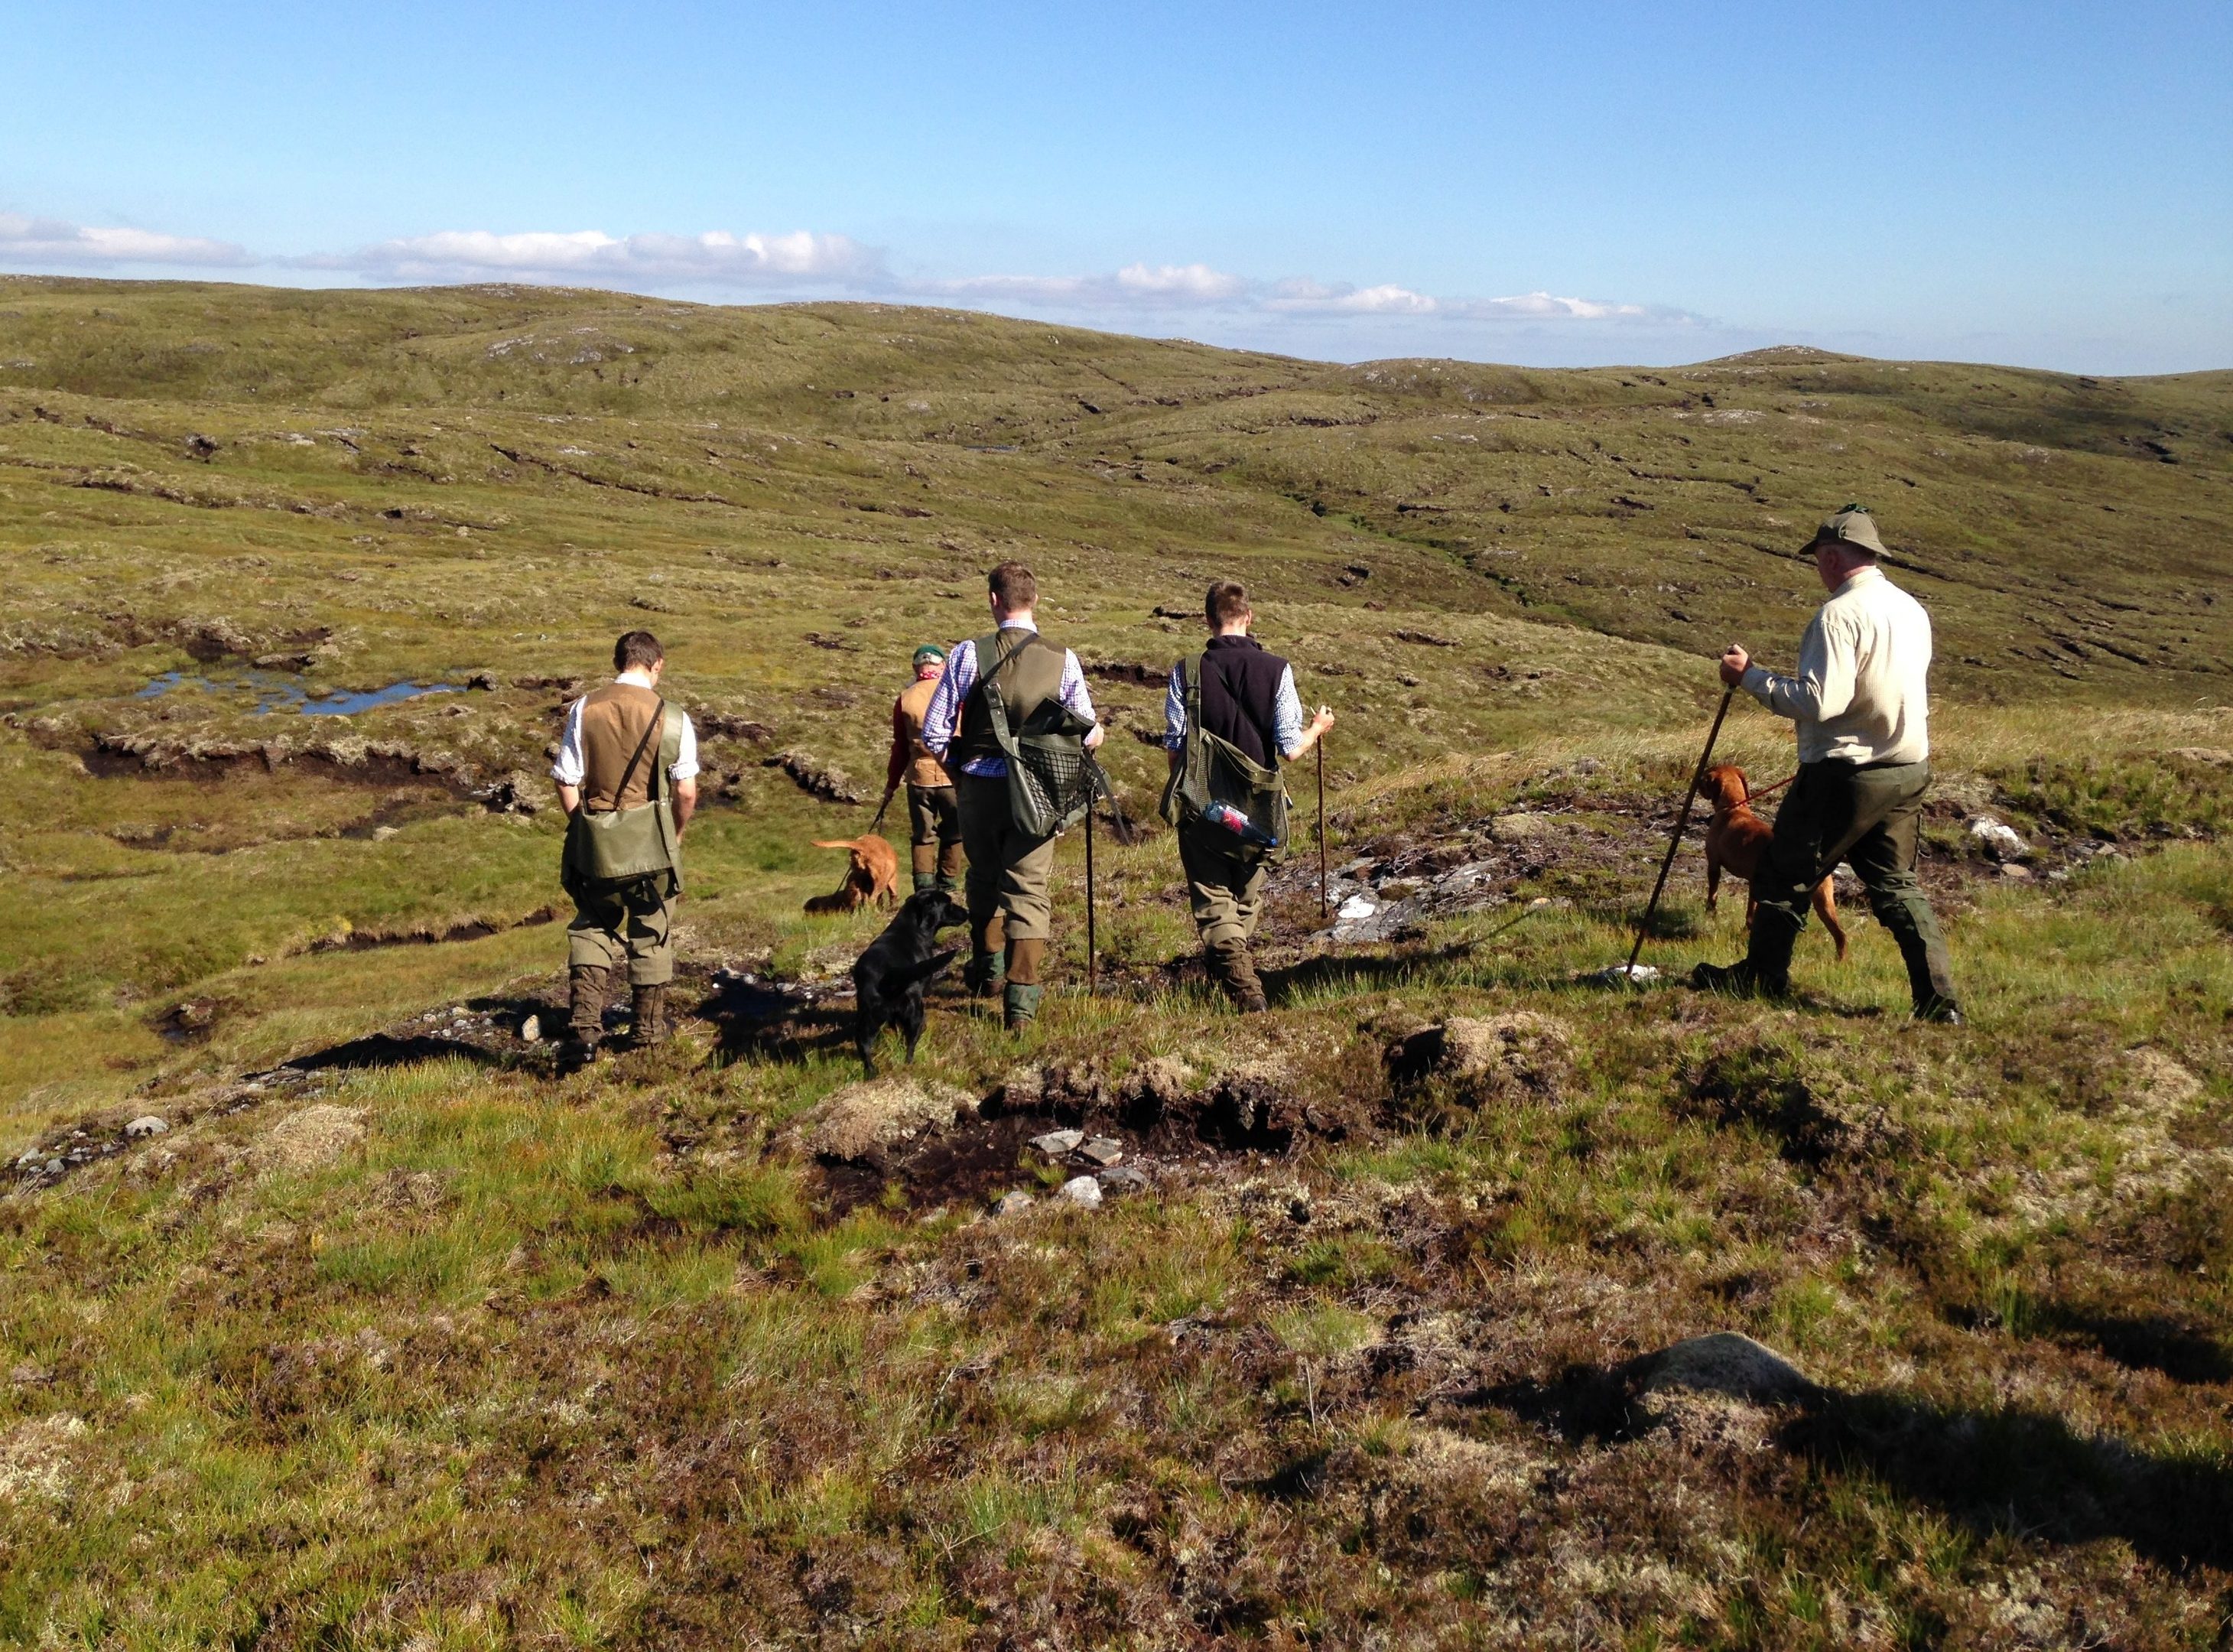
{"left": 0, "top": 281, "right": 2228, "bottom": 1647}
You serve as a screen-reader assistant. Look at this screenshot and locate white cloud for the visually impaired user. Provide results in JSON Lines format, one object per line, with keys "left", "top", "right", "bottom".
{"left": 0, "top": 210, "right": 1695, "bottom": 342}
{"left": 1111, "top": 262, "right": 1250, "bottom": 302}
{"left": 310, "top": 227, "right": 883, "bottom": 285}
{"left": 923, "top": 260, "right": 1251, "bottom": 310}
{"left": 1266, "top": 279, "right": 1667, "bottom": 323}
{"left": 0, "top": 213, "right": 252, "bottom": 268}
{"left": 1445, "top": 291, "right": 1655, "bottom": 321}
{"left": 1269, "top": 279, "right": 1439, "bottom": 314}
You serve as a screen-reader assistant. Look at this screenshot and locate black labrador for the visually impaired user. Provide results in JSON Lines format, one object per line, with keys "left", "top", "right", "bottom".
{"left": 851, "top": 889, "right": 969, "bottom": 1076}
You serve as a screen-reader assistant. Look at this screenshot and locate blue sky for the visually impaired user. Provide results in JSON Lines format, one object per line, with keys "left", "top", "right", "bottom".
{"left": 4, "top": 2, "right": 2227, "bottom": 372}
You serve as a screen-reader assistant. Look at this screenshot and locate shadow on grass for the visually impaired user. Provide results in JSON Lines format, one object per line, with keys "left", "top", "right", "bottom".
{"left": 1776, "top": 1390, "right": 2233, "bottom": 1572}
{"left": 2040, "top": 1306, "right": 2233, "bottom": 1385}
{"left": 700, "top": 973, "right": 855, "bottom": 1065}
{"left": 1264, "top": 941, "right": 1479, "bottom": 1004}
{"left": 1477, "top": 1364, "right": 2233, "bottom": 1572}
{"left": 281, "top": 1032, "right": 517, "bottom": 1075}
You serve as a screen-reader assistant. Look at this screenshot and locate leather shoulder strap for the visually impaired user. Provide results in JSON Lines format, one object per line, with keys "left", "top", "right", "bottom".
{"left": 611, "top": 697, "right": 665, "bottom": 805}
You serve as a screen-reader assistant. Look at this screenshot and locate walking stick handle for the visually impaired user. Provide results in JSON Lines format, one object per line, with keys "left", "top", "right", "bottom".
{"left": 1626, "top": 685, "right": 1735, "bottom": 973}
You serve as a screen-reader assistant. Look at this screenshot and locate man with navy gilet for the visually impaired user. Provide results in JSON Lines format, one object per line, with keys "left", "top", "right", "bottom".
{"left": 550, "top": 630, "right": 700, "bottom": 1064}
{"left": 1164, "top": 580, "right": 1334, "bottom": 1010}
{"left": 921, "top": 561, "right": 1103, "bottom": 1031}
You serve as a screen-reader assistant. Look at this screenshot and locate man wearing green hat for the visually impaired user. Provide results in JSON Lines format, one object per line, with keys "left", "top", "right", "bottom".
{"left": 882, "top": 643, "right": 964, "bottom": 894}
{"left": 1693, "top": 506, "right": 1964, "bottom": 1023}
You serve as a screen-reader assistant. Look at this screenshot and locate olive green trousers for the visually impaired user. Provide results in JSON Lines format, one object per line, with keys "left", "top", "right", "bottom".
{"left": 1749, "top": 758, "right": 1958, "bottom": 1012}
{"left": 567, "top": 876, "right": 678, "bottom": 987}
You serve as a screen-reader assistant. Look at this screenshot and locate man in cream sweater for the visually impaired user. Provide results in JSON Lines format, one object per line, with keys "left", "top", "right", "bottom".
{"left": 1692, "top": 506, "right": 1964, "bottom": 1023}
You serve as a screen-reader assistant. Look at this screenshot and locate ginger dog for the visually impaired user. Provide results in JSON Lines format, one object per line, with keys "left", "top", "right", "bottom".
{"left": 1701, "top": 764, "right": 1848, "bottom": 959}
{"left": 804, "top": 834, "right": 902, "bottom": 915}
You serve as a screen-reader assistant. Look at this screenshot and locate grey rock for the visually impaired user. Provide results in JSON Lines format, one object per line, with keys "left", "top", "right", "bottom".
{"left": 1098, "top": 1166, "right": 1151, "bottom": 1193}
{"left": 990, "top": 1191, "right": 1035, "bottom": 1217}
{"left": 1057, "top": 1175, "right": 1103, "bottom": 1208}
{"left": 1635, "top": 1332, "right": 1815, "bottom": 1402}
{"left": 1076, "top": 1137, "right": 1124, "bottom": 1168}
{"left": 1031, "top": 1129, "right": 1085, "bottom": 1157}
{"left": 518, "top": 1014, "right": 542, "bottom": 1043}
{"left": 44, "top": 1159, "right": 63, "bottom": 1176}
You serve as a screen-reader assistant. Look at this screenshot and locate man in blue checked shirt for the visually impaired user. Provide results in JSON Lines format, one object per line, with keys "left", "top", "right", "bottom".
{"left": 922, "top": 561, "right": 1103, "bottom": 1029}
{"left": 1164, "top": 580, "right": 1334, "bottom": 1010}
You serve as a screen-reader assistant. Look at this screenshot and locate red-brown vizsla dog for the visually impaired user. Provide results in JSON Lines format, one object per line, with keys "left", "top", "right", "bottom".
{"left": 1701, "top": 764, "right": 1848, "bottom": 960}
{"left": 804, "top": 834, "right": 902, "bottom": 915}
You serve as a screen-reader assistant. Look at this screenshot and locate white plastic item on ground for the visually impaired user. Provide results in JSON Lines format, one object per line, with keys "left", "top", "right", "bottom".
{"left": 1968, "top": 815, "right": 2030, "bottom": 860}
{"left": 1582, "top": 963, "right": 1659, "bottom": 985}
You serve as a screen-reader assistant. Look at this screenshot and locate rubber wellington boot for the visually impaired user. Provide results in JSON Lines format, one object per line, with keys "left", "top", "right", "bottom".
{"left": 559, "top": 964, "right": 613, "bottom": 1072}
{"left": 912, "top": 871, "right": 939, "bottom": 895}
{"left": 966, "top": 915, "right": 1007, "bottom": 998}
{"left": 1004, "top": 937, "right": 1047, "bottom": 1031}
{"left": 623, "top": 983, "right": 671, "bottom": 1050}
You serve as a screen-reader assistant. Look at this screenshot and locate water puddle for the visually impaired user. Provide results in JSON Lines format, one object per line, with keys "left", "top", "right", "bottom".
{"left": 137, "top": 671, "right": 463, "bottom": 716}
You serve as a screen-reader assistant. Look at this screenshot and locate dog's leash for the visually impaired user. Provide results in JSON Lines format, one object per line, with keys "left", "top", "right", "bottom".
{"left": 1744, "top": 771, "right": 1799, "bottom": 803}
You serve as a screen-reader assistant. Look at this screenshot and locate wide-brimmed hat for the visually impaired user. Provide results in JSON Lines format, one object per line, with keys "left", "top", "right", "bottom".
{"left": 1805, "top": 503, "right": 1886, "bottom": 558}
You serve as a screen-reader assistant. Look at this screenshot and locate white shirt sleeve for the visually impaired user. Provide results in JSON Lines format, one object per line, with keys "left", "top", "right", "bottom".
{"left": 551, "top": 699, "right": 587, "bottom": 785}
{"left": 1058, "top": 649, "right": 1097, "bottom": 726}
{"left": 1743, "top": 613, "right": 1855, "bottom": 725}
{"left": 1164, "top": 662, "right": 1187, "bottom": 750}
{"left": 670, "top": 713, "right": 699, "bottom": 782}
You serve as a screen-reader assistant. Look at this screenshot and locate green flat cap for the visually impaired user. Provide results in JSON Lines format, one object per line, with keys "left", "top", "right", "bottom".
{"left": 1806, "top": 503, "right": 1886, "bottom": 557}
{"left": 912, "top": 642, "right": 947, "bottom": 665}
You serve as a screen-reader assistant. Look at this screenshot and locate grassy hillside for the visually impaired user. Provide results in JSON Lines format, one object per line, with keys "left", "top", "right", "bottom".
{"left": 1, "top": 278, "right": 2229, "bottom": 1647}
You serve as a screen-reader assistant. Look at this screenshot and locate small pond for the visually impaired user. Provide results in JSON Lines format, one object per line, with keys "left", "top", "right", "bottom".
{"left": 136, "top": 671, "right": 464, "bottom": 717}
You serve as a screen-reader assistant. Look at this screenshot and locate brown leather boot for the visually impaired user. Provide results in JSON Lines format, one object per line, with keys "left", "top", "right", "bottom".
{"left": 560, "top": 964, "right": 613, "bottom": 1071}
{"left": 624, "top": 982, "right": 671, "bottom": 1050}
{"left": 1208, "top": 941, "right": 1268, "bottom": 1013}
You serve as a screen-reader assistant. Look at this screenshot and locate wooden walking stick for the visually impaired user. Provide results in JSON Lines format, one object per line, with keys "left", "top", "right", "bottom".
{"left": 1624, "top": 684, "right": 1736, "bottom": 974}
{"left": 1316, "top": 737, "right": 1330, "bottom": 922}
{"left": 1084, "top": 780, "right": 1098, "bottom": 997}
